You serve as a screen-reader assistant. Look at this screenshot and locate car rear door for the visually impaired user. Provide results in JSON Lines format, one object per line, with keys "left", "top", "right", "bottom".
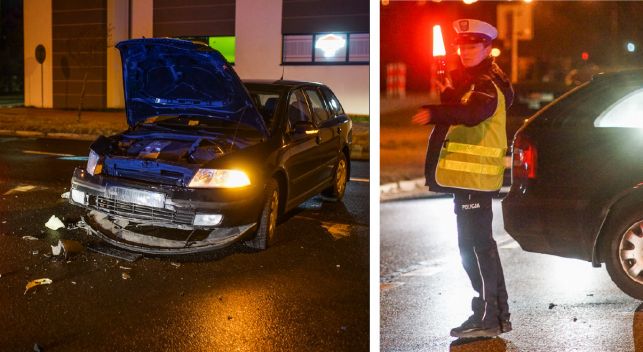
{"left": 303, "top": 87, "right": 340, "bottom": 186}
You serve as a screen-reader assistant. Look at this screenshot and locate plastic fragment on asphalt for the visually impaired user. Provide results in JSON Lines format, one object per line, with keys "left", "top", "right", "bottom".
{"left": 119, "top": 266, "right": 132, "bottom": 270}
{"left": 45, "top": 215, "right": 65, "bottom": 230}
{"left": 86, "top": 243, "right": 142, "bottom": 262}
{"left": 51, "top": 240, "right": 84, "bottom": 258}
{"left": 22, "top": 236, "right": 39, "bottom": 241}
{"left": 121, "top": 272, "right": 131, "bottom": 280}
{"left": 24, "top": 278, "right": 53, "bottom": 295}
{"left": 548, "top": 303, "right": 557, "bottom": 309}
{"left": 60, "top": 191, "right": 70, "bottom": 199}
{"left": 170, "top": 262, "right": 181, "bottom": 268}
{"left": 33, "top": 343, "right": 43, "bottom": 352}
{"left": 320, "top": 222, "right": 351, "bottom": 240}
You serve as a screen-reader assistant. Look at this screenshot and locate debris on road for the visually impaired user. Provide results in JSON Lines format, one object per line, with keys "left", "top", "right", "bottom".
{"left": 87, "top": 243, "right": 142, "bottom": 262}
{"left": 321, "top": 222, "right": 352, "bottom": 240}
{"left": 22, "top": 236, "right": 39, "bottom": 241}
{"left": 121, "top": 272, "right": 131, "bottom": 280}
{"left": 119, "top": 266, "right": 132, "bottom": 270}
{"left": 170, "top": 262, "right": 181, "bottom": 268}
{"left": 548, "top": 303, "right": 557, "bottom": 309}
{"left": 33, "top": 343, "right": 44, "bottom": 352}
{"left": 573, "top": 317, "right": 577, "bottom": 322}
{"left": 45, "top": 215, "right": 65, "bottom": 230}
{"left": 51, "top": 239, "right": 84, "bottom": 258}
{"left": 24, "top": 278, "right": 53, "bottom": 295}
{"left": 60, "top": 191, "right": 70, "bottom": 199}
{"left": 3, "top": 185, "right": 38, "bottom": 195}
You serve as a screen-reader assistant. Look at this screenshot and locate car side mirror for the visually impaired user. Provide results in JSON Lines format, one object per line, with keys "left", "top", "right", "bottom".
{"left": 293, "top": 120, "right": 315, "bottom": 134}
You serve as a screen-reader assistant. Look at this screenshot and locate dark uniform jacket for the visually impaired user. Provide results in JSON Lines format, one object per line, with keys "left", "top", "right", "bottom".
{"left": 423, "top": 57, "right": 514, "bottom": 194}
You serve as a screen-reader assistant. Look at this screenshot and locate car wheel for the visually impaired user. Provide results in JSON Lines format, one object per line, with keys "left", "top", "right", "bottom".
{"left": 604, "top": 209, "right": 643, "bottom": 299}
{"left": 244, "top": 179, "right": 279, "bottom": 251}
{"left": 322, "top": 153, "right": 348, "bottom": 202}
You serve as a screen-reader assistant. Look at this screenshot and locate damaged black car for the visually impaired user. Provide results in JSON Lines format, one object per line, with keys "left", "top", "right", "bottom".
{"left": 69, "top": 38, "right": 352, "bottom": 254}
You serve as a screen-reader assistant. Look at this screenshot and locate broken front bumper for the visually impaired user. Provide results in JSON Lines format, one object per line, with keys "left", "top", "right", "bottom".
{"left": 69, "top": 167, "right": 264, "bottom": 254}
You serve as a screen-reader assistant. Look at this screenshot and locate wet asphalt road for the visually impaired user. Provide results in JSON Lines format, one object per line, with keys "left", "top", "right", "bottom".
{"left": 0, "top": 137, "right": 369, "bottom": 351}
{"left": 381, "top": 197, "right": 642, "bottom": 352}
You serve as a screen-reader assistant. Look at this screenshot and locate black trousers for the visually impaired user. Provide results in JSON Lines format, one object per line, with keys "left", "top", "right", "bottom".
{"left": 453, "top": 192, "right": 510, "bottom": 326}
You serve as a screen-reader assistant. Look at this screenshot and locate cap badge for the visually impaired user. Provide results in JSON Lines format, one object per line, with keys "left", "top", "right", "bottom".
{"left": 459, "top": 20, "right": 469, "bottom": 32}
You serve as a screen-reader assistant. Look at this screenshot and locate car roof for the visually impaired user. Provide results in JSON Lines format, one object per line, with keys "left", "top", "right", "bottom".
{"left": 592, "top": 68, "right": 643, "bottom": 83}
{"left": 243, "top": 79, "right": 326, "bottom": 89}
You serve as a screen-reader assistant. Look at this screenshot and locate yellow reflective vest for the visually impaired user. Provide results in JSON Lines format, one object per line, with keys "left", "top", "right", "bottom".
{"left": 435, "top": 82, "right": 507, "bottom": 191}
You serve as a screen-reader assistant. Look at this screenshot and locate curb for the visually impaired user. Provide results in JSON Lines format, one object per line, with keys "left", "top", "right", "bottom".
{"left": 380, "top": 177, "right": 511, "bottom": 202}
{"left": 0, "top": 129, "right": 98, "bottom": 141}
{"left": 380, "top": 178, "right": 448, "bottom": 202}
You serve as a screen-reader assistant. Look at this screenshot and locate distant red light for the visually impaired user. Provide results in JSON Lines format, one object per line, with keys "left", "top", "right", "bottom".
{"left": 581, "top": 52, "right": 589, "bottom": 61}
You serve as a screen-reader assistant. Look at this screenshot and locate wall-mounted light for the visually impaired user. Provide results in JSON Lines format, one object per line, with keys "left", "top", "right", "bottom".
{"left": 315, "top": 34, "right": 346, "bottom": 58}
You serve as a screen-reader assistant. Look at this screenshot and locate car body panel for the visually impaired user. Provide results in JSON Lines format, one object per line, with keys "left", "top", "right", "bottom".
{"left": 116, "top": 38, "right": 268, "bottom": 137}
{"left": 502, "top": 70, "right": 643, "bottom": 263}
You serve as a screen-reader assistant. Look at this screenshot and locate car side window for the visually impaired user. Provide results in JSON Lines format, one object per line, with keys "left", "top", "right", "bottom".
{"left": 594, "top": 88, "right": 643, "bottom": 128}
{"left": 304, "top": 88, "right": 331, "bottom": 124}
{"left": 287, "top": 89, "right": 313, "bottom": 129}
{"left": 320, "top": 86, "right": 345, "bottom": 117}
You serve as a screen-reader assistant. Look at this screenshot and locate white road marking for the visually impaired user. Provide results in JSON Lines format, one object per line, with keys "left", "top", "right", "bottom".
{"left": 3, "top": 184, "right": 47, "bottom": 195}
{"left": 350, "top": 177, "right": 369, "bottom": 182}
{"left": 401, "top": 266, "right": 444, "bottom": 277}
{"left": 500, "top": 241, "right": 521, "bottom": 249}
{"left": 23, "top": 150, "right": 75, "bottom": 157}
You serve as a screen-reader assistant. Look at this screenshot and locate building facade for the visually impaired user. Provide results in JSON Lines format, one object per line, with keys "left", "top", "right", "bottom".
{"left": 23, "top": 0, "right": 369, "bottom": 114}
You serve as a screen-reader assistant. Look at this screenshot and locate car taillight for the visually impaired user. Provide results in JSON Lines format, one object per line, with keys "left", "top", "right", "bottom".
{"left": 512, "top": 133, "right": 537, "bottom": 181}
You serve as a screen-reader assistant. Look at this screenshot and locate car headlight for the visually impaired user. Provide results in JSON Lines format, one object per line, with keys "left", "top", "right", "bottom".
{"left": 188, "top": 169, "right": 251, "bottom": 188}
{"left": 86, "top": 150, "right": 103, "bottom": 176}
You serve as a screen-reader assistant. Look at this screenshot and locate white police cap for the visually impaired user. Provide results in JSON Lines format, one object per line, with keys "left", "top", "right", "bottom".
{"left": 452, "top": 19, "right": 498, "bottom": 44}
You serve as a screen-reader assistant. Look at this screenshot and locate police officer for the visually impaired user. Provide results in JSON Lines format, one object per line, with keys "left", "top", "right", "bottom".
{"left": 412, "top": 19, "right": 514, "bottom": 338}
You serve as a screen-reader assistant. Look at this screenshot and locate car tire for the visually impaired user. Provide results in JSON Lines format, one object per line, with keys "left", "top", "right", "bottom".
{"left": 321, "top": 153, "right": 348, "bottom": 202}
{"left": 244, "top": 179, "right": 280, "bottom": 251}
{"left": 604, "top": 209, "right": 643, "bottom": 300}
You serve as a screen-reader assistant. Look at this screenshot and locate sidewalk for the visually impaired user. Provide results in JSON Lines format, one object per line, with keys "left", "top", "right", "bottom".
{"left": 0, "top": 107, "right": 369, "bottom": 160}
{"left": 380, "top": 93, "right": 438, "bottom": 200}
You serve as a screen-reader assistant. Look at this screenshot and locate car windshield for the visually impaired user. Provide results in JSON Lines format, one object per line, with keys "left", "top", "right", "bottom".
{"left": 138, "top": 113, "right": 264, "bottom": 137}
{"left": 246, "top": 88, "right": 282, "bottom": 128}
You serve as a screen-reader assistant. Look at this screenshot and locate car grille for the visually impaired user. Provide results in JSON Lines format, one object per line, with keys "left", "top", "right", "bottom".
{"left": 113, "top": 169, "right": 186, "bottom": 187}
{"left": 88, "top": 195, "right": 195, "bottom": 225}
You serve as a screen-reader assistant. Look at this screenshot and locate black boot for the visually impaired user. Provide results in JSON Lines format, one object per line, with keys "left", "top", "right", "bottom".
{"left": 499, "top": 318, "right": 512, "bottom": 333}
{"left": 450, "top": 315, "right": 501, "bottom": 338}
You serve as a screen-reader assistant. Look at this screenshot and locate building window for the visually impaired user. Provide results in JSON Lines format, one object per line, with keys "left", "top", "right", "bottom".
{"left": 282, "top": 33, "right": 369, "bottom": 65}
{"left": 178, "top": 36, "right": 236, "bottom": 64}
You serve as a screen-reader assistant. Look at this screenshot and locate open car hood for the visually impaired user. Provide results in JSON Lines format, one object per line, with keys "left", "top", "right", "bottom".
{"left": 116, "top": 38, "right": 268, "bottom": 137}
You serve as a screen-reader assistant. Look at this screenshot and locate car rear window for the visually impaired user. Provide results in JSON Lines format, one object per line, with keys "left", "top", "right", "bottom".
{"left": 533, "top": 78, "right": 643, "bottom": 128}
{"left": 594, "top": 88, "right": 643, "bottom": 128}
